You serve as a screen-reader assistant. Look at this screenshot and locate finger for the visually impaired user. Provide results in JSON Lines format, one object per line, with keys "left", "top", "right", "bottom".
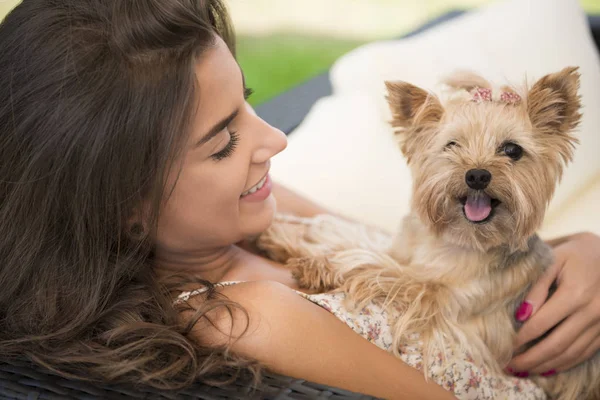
{"left": 530, "top": 321, "right": 600, "bottom": 374}
{"left": 556, "top": 334, "right": 600, "bottom": 373}
{"left": 516, "top": 282, "right": 577, "bottom": 347}
{"left": 511, "top": 312, "right": 590, "bottom": 372}
{"left": 520, "top": 251, "right": 564, "bottom": 319}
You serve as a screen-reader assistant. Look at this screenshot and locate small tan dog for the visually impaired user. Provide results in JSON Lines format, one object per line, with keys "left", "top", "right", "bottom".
{"left": 257, "top": 66, "right": 600, "bottom": 399}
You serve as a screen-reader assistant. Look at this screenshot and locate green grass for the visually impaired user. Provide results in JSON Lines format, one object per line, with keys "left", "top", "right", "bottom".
{"left": 238, "top": 0, "right": 600, "bottom": 106}
{"left": 582, "top": 0, "right": 600, "bottom": 14}
{"left": 237, "top": 34, "right": 366, "bottom": 106}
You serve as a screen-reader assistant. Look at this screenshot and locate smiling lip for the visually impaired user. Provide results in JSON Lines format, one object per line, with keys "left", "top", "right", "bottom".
{"left": 240, "top": 173, "right": 272, "bottom": 202}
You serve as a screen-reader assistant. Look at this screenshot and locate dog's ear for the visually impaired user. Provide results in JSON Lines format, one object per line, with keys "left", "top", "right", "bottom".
{"left": 385, "top": 81, "right": 444, "bottom": 162}
{"left": 385, "top": 81, "right": 444, "bottom": 129}
{"left": 527, "top": 67, "right": 582, "bottom": 136}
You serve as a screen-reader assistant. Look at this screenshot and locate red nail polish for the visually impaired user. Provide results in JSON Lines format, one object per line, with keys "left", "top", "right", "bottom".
{"left": 515, "top": 301, "right": 533, "bottom": 322}
{"left": 541, "top": 369, "right": 556, "bottom": 377}
{"left": 515, "top": 371, "right": 530, "bottom": 378}
{"left": 504, "top": 367, "right": 514, "bottom": 374}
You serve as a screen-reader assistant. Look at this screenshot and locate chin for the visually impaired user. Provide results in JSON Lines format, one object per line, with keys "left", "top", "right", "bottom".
{"left": 240, "top": 195, "right": 278, "bottom": 237}
{"left": 439, "top": 202, "right": 530, "bottom": 252}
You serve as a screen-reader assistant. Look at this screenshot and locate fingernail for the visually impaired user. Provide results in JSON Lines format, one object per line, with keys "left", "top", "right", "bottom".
{"left": 541, "top": 369, "right": 556, "bottom": 377}
{"left": 515, "top": 301, "right": 533, "bottom": 322}
{"left": 504, "top": 367, "right": 514, "bottom": 374}
{"left": 513, "top": 371, "right": 529, "bottom": 378}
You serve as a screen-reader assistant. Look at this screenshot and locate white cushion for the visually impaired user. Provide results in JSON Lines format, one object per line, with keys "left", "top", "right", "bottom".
{"left": 271, "top": 0, "right": 600, "bottom": 234}
{"left": 540, "top": 176, "right": 600, "bottom": 239}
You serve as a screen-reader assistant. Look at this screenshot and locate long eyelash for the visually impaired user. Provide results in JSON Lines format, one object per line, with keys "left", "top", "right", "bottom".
{"left": 211, "top": 131, "right": 239, "bottom": 161}
{"left": 244, "top": 87, "right": 254, "bottom": 100}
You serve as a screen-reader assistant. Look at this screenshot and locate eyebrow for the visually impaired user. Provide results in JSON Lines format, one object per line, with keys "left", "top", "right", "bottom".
{"left": 195, "top": 66, "right": 247, "bottom": 147}
{"left": 196, "top": 109, "right": 239, "bottom": 147}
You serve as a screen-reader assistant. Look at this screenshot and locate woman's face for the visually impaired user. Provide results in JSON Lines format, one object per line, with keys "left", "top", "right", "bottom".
{"left": 154, "top": 37, "right": 287, "bottom": 261}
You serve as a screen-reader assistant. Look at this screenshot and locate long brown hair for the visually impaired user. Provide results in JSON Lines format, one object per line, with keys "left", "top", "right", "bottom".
{"left": 0, "top": 0, "right": 257, "bottom": 389}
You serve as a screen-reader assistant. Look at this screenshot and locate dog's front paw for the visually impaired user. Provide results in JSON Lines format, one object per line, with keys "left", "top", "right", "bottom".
{"left": 254, "top": 221, "right": 307, "bottom": 263}
{"left": 288, "top": 256, "right": 342, "bottom": 292}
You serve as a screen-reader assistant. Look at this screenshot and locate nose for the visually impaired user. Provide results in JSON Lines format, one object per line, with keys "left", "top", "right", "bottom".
{"left": 251, "top": 118, "right": 288, "bottom": 164}
{"left": 465, "top": 169, "right": 492, "bottom": 190}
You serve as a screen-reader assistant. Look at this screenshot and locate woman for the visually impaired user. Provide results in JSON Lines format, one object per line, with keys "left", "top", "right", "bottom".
{"left": 0, "top": 1, "right": 598, "bottom": 399}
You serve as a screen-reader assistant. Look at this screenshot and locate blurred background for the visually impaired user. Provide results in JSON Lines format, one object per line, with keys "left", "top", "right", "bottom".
{"left": 230, "top": 0, "right": 600, "bottom": 106}
{"left": 1, "top": 0, "right": 599, "bottom": 106}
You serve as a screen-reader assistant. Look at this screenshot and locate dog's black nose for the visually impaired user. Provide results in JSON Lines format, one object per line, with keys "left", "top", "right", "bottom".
{"left": 465, "top": 169, "right": 492, "bottom": 190}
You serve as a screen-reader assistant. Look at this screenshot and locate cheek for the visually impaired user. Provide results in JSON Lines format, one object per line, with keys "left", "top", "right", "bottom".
{"left": 486, "top": 159, "right": 552, "bottom": 240}
{"left": 415, "top": 156, "right": 464, "bottom": 196}
{"left": 412, "top": 157, "right": 464, "bottom": 225}
{"left": 238, "top": 195, "right": 277, "bottom": 237}
{"left": 154, "top": 160, "right": 249, "bottom": 250}
{"left": 495, "top": 160, "right": 554, "bottom": 211}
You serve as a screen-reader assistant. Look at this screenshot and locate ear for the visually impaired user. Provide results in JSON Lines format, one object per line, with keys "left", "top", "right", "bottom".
{"left": 385, "top": 81, "right": 444, "bottom": 162}
{"left": 385, "top": 81, "right": 444, "bottom": 129}
{"left": 527, "top": 66, "right": 582, "bottom": 135}
{"left": 126, "top": 203, "right": 151, "bottom": 240}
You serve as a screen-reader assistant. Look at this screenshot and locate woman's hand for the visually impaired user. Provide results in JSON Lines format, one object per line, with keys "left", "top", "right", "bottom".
{"left": 508, "top": 232, "right": 600, "bottom": 376}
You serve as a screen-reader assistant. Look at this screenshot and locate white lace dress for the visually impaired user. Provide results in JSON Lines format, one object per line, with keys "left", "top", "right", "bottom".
{"left": 177, "top": 282, "right": 547, "bottom": 400}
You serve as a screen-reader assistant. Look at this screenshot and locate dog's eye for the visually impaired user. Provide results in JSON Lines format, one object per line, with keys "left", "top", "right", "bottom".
{"left": 445, "top": 141, "right": 458, "bottom": 150}
{"left": 502, "top": 142, "right": 523, "bottom": 161}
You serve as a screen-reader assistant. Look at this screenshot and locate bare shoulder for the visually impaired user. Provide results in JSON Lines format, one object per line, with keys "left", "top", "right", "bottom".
{"left": 182, "top": 281, "right": 456, "bottom": 400}
{"left": 217, "top": 280, "right": 299, "bottom": 307}
{"left": 184, "top": 280, "right": 323, "bottom": 349}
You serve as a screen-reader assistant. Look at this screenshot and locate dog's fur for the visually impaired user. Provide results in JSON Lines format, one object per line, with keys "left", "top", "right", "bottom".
{"left": 257, "top": 67, "right": 600, "bottom": 399}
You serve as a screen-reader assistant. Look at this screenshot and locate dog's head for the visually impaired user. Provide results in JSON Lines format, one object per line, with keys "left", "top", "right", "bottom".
{"left": 386, "top": 67, "right": 581, "bottom": 251}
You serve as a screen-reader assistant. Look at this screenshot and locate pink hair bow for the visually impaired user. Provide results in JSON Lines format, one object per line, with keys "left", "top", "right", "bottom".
{"left": 471, "top": 87, "right": 521, "bottom": 105}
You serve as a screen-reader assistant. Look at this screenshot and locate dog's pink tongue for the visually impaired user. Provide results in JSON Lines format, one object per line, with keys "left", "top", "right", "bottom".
{"left": 465, "top": 194, "right": 492, "bottom": 222}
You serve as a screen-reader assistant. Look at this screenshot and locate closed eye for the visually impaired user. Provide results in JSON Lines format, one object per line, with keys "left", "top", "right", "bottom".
{"left": 209, "top": 85, "right": 252, "bottom": 161}
{"left": 211, "top": 130, "right": 239, "bottom": 161}
{"left": 445, "top": 141, "right": 459, "bottom": 150}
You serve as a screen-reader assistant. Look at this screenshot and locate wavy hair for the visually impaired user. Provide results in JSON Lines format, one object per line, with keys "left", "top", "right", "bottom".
{"left": 0, "top": 0, "right": 258, "bottom": 389}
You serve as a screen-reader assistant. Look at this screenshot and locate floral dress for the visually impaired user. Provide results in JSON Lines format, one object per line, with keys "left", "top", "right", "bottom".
{"left": 177, "top": 282, "right": 547, "bottom": 400}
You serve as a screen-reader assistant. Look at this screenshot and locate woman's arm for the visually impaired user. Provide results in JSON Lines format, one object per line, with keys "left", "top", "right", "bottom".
{"left": 187, "top": 280, "right": 456, "bottom": 400}
{"left": 272, "top": 181, "right": 333, "bottom": 218}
